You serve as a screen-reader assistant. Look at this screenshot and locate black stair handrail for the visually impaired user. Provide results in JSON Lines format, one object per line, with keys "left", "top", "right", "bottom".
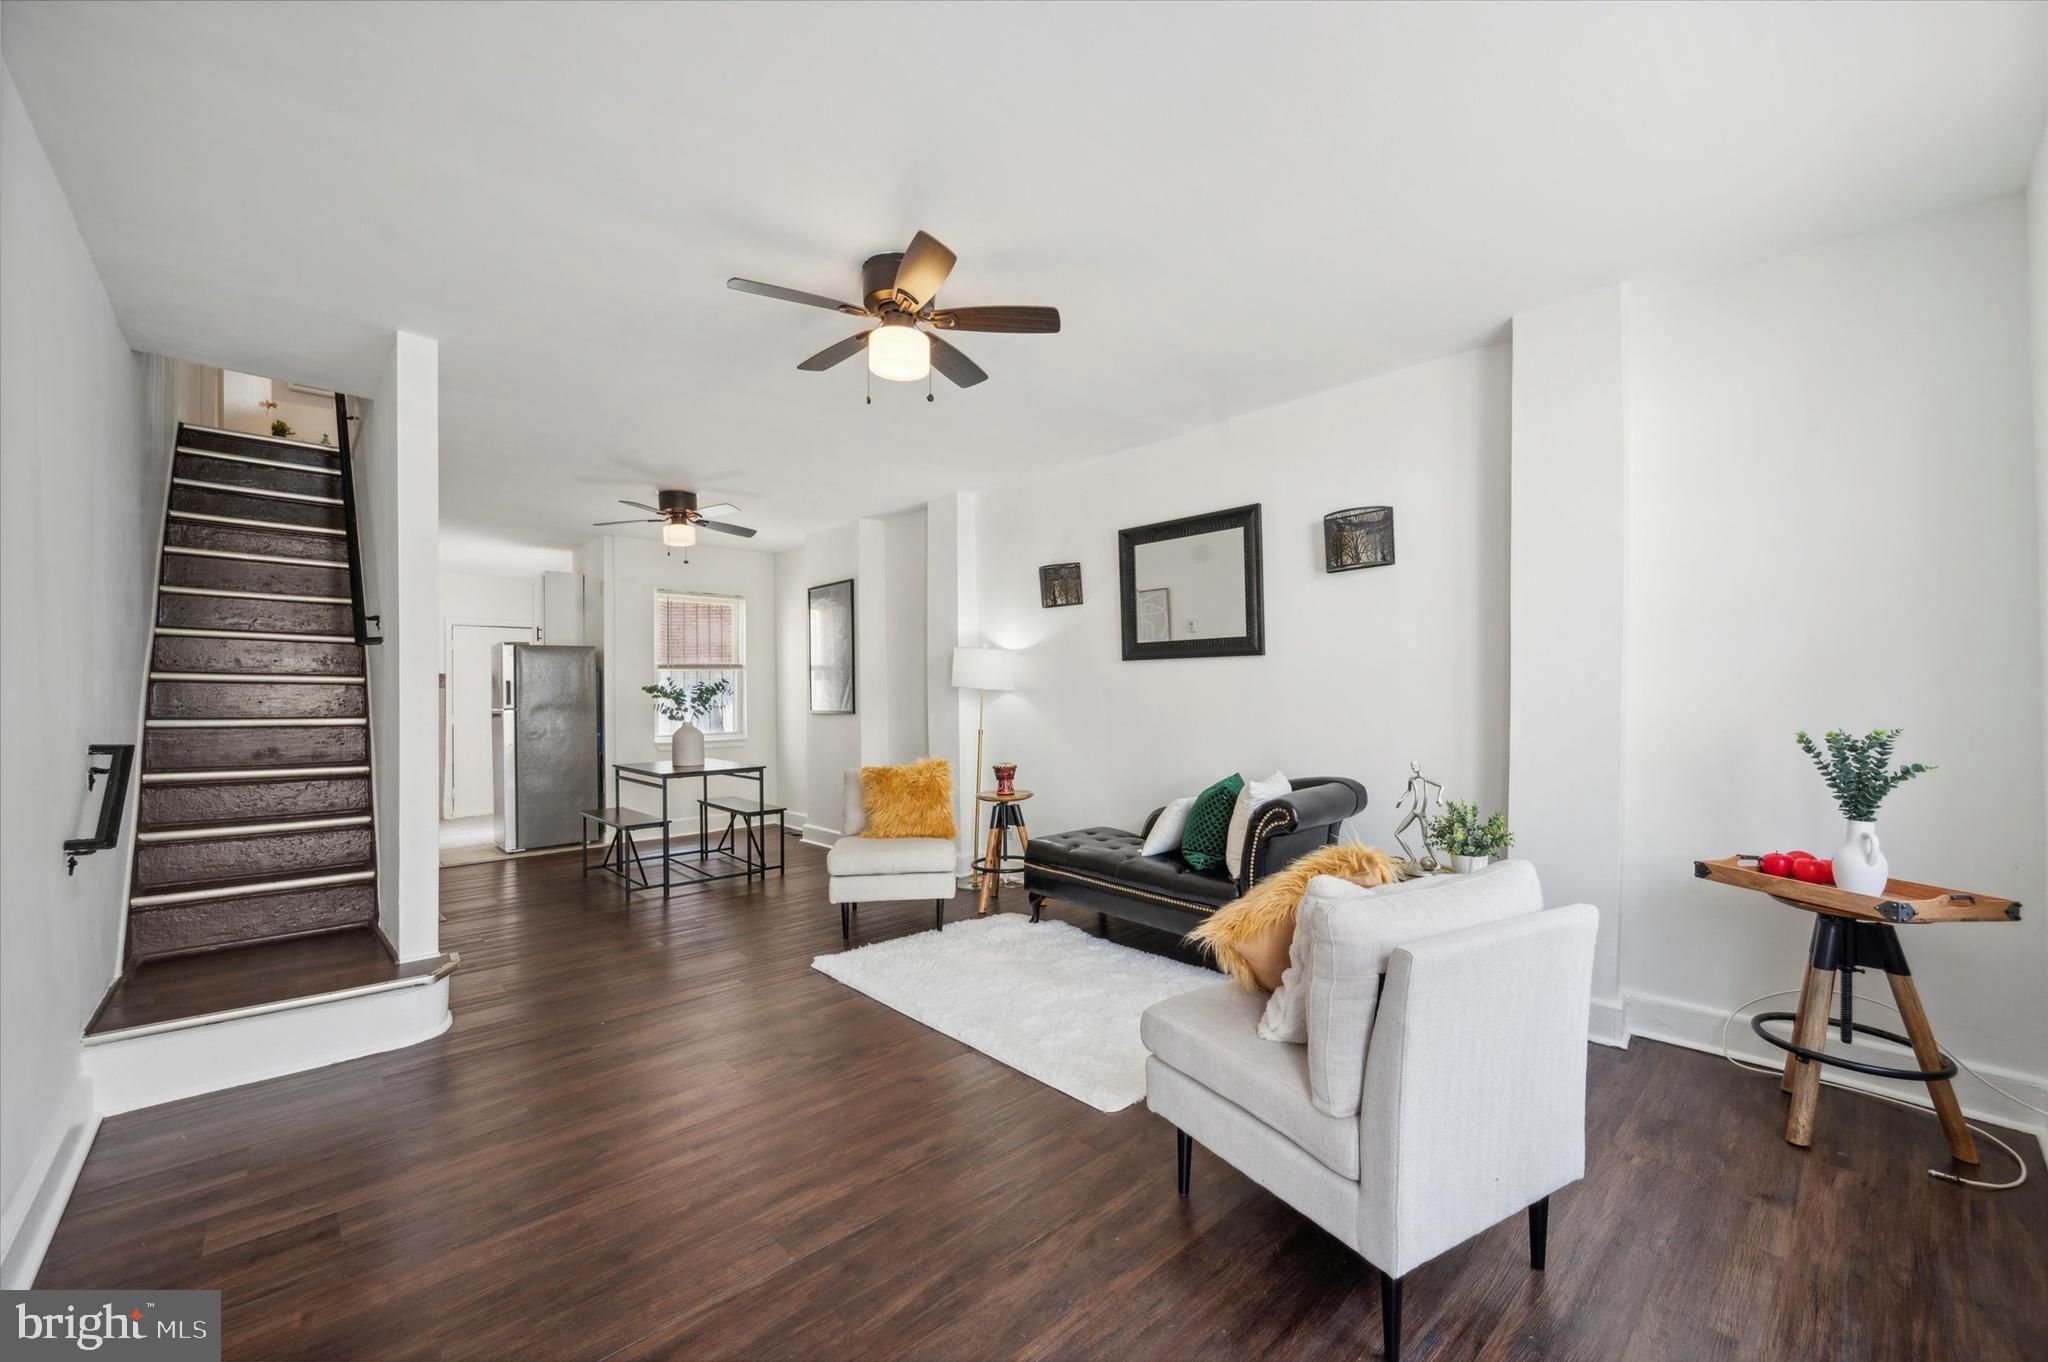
{"left": 333, "top": 390, "right": 383, "bottom": 646}
{"left": 65, "top": 743, "right": 135, "bottom": 875}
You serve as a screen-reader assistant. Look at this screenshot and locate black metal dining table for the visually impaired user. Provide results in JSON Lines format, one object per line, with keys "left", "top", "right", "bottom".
{"left": 611, "top": 758, "right": 768, "bottom": 891}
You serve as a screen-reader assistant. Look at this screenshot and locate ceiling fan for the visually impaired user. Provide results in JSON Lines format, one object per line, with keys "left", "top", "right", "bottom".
{"left": 727, "top": 230, "right": 1060, "bottom": 392}
{"left": 594, "top": 490, "right": 756, "bottom": 547}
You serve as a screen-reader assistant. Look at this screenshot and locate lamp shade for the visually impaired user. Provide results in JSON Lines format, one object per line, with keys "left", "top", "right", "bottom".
{"left": 951, "top": 646, "right": 1015, "bottom": 692}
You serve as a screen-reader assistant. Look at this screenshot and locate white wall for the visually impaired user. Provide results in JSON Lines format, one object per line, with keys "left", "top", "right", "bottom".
{"left": 358, "top": 332, "right": 441, "bottom": 962}
{"left": 880, "top": 508, "right": 928, "bottom": 764}
{"left": 774, "top": 547, "right": 808, "bottom": 826}
{"left": 973, "top": 344, "right": 1511, "bottom": 849}
{"left": 925, "top": 493, "right": 980, "bottom": 871}
{"left": 1508, "top": 287, "right": 1629, "bottom": 1027}
{"left": 220, "top": 370, "right": 337, "bottom": 445}
{"left": 800, "top": 523, "right": 861, "bottom": 839}
{"left": 2030, "top": 125, "right": 2048, "bottom": 1097}
{"left": 590, "top": 535, "right": 782, "bottom": 821}
{"left": 439, "top": 568, "right": 534, "bottom": 655}
{"left": 0, "top": 52, "right": 165, "bottom": 1281}
{"left": 1615, "top": 197, "right": 2045, "bottom": 1111}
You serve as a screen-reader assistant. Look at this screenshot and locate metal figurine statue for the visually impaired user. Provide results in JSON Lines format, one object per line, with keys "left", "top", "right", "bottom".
{"left": 1392, "top": 762, "right": 1444, "bottom": 872}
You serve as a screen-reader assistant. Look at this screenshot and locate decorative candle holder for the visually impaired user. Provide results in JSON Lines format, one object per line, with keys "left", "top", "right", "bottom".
{"left": 992, "top": 763, "right": 1017, "bottom": 796}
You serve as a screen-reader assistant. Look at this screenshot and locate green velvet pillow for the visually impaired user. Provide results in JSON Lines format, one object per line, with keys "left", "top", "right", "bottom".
{"left": 1180, "top": 773, "right": 1245, "bottom": 872}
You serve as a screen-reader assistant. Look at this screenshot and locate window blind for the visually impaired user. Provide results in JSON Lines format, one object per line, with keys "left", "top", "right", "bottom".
{"left": 655, "top": 593, "right": 742, "bottom": 669}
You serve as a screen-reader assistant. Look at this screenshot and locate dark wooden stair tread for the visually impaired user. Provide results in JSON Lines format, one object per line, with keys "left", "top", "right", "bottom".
{"left": 130, "top": 862, "right": 376, "bottom": 904}
{"left": 86, "top": 927, "right": 446, "bottom": 1037}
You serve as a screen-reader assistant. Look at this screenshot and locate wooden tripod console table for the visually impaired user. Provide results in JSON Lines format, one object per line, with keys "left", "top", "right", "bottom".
{"left": 1695, "top": 855, "right": 2021, "bottom": 1164}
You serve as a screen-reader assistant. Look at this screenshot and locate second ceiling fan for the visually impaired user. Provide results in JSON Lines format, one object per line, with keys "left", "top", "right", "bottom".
{"left": 594, "top": 490, "right": 755, "bottom": 547}
{"left": 728, "top": 230, "right": 1060, "bottom": 391}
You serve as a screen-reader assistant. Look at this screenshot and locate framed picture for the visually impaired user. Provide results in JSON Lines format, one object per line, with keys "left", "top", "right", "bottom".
{"left": 1324, "top": 506, "right": 1395, "bottom": 572}
{"left": 808, "top": 578, "right": 856, "bottom": 714}
{"left": 1133, "top": 586, "right": 1172, "bottom": 643}
{"left": 1039, "top": 562, "right": 1083, "bottom": 607}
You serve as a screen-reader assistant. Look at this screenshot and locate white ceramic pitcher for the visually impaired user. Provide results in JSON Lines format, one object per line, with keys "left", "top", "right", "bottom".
{"left": 1834, "top": 820, "right": 1888, "bottom": 895}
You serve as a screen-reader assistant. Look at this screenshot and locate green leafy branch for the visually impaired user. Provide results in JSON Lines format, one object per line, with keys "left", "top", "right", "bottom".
{"left": 1425, "top": 799, "right": 1515, "bottom": 858}
{"left": 1793, "top": 727, "right": 1932, "bottom": 822}
{"left": 644, "top": 676, "right": 732, "bottom": 723}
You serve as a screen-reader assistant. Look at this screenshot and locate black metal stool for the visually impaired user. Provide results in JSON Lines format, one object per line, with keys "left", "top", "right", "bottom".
{"left": 580, "top": 806, "right": 668, "bottom": 903}
{"left": 700, "top": 796, "right": 787, "bottom": 880}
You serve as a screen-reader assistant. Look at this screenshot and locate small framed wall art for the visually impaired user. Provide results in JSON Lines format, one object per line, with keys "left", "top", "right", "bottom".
{"left": 1324, "top": 505, "right": 1395, "bottom": 572}
{"left": 1039, "top": 562, "right": 1083, "bottom": 607}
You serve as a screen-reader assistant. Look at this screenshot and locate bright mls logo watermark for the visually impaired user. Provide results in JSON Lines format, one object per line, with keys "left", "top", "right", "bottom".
{"left": 4, "top": 1291, "right": 219, "bottom": 1360}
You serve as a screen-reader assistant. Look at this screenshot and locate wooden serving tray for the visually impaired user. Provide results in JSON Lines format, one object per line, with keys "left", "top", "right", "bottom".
{"left": 1694, "top": 855, "right": 2020, "bottom": 924}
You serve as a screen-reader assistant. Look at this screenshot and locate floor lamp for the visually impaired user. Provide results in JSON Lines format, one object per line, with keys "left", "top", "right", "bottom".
{"left": 951, "top": 646, "right": 1016, "bottom": 883}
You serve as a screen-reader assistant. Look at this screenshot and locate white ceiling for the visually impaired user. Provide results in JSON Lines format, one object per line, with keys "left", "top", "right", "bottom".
{"left": 7, "top": 2, "right": 2045, "bottom": 558}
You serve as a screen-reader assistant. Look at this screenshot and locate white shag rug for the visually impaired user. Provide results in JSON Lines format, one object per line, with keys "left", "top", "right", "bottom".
{"left": 812, "top": 914, "right": 1219, "bottom": 1112}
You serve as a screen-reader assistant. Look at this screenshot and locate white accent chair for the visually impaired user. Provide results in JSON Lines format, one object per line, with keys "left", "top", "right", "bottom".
{"left": 826, "top": 768, "right": 957, "bottom": 940}
{"left": 1140, "top": 864, "right": 1598, "bottom": 1362}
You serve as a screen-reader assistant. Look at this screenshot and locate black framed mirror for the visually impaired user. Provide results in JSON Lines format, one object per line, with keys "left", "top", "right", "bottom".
{"left": 1118, "top": 504, "right": 1264, "bottom": 660}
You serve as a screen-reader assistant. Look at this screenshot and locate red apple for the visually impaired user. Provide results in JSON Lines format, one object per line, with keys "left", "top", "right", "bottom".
{"left": 1792, "top": 857, "right": 1834, "bottom": 886}
{"left": 1759, "top": 852, "right": 1794, "bottom": 877}
{"left": 1787, "top": 850, "right": 1816, "bottom": 862}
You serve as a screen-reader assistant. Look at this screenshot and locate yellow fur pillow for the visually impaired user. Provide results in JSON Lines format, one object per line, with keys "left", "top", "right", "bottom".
{"left": 1185, "top": 844, "right": 1402, "bottom": 990}
{"left": 859, "top": 759, "right": 957, "bottom": 839}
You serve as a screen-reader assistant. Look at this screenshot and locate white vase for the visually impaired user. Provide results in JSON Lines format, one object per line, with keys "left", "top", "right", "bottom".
{"left": 1451, "top": 853, "right": 1490, "bottom": 874}
{"left": 1833, "top": 820, "right": 1888, "bottom": 895}
{"left": 669, "top": 723, "right": 705, "bottom": 767}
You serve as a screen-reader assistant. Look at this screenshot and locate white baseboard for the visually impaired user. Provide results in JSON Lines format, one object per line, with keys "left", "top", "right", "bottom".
{"left": 1588, "top": 995, "right": 1627, "bottom": 1049}
{"left": 85, "top": 976, "right": 451, "bottom": 1117}
{"left": 802, "top": 823, "right": 841, "bottom": 849}
{"left": 1613, "top": 985, "right": 2047, "bottom": 1157}
{"left": 0, "top": 1074, "right": 100, "bottom": 1289}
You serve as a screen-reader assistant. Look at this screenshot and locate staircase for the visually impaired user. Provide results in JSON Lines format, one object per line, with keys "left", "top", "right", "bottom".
{"left": 126, "top": 422, "right": 380, "bottom": 967}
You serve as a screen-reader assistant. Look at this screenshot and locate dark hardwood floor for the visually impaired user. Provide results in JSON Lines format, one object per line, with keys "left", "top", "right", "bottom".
{"left": 38, "top": 843, "right": 2048, "bottom": 1360}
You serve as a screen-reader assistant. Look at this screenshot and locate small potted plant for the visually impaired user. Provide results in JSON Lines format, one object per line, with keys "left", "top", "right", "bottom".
{"left": 1794, "top": 728, "right": 1932, "bottom": 895}
{"left": 644, "top": 677, "right": 733, "bottom": 767}
{"left": 1425, "top": 799, "right": 1513, "bottom": 874}
{"left": 258, "top": 398, "right": 295, "bottom": 440}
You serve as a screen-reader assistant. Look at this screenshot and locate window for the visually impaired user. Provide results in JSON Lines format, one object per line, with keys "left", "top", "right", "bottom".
{"left": 653, "top": 591, "right": 744, "bottom": 740}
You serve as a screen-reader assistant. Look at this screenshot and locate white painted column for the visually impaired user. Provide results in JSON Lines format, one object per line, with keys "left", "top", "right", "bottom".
{"left": 358, "top": 331, "right": 441, "bottom": 962}
{"left": 925, "top": 493, "right": 981, "bottom": 877}
{"left": 1507, "top": 287, "right": 1628, "bottom": 1040}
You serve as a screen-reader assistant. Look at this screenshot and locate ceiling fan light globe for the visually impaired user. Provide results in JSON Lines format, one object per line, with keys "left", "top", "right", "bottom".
{"left": 867, "top": 325, "right": 931, "bottom": 382}
{"left": 662, "top": 520, "right": 697, "bottom": 548}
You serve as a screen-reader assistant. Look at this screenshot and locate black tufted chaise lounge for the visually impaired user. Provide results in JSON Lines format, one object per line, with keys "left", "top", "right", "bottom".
{"left": 1023, "top": 776, "right": 1368, "bottom": 938}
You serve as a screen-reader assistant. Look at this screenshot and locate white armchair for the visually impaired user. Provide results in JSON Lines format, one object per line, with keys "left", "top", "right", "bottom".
{"left": 1141, "top": 864, "right": 1598, "bottom": 1361}
{"left": 826, "top": 768, "right": 957, "bottom": 940}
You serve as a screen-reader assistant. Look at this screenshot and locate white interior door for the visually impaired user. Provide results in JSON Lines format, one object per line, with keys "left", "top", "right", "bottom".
{"left": 446, "top": 623, "right": 535, "bottom": 818}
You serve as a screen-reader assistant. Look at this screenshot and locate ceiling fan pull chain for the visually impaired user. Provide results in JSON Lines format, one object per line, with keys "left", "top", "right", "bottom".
{"left": 926, "top": 369, "right": 934, "bottom": 404}
{"left": 865, "top": 367, "right": 872, "bottom": 406}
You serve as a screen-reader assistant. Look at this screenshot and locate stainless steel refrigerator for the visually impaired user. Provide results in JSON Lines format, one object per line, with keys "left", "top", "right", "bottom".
{"left": 492, "top": 644, "right": 600, "bottom": 852}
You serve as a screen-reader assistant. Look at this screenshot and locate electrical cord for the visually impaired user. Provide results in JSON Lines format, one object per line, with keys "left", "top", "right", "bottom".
{"left": 1720, "top": 989, "right": 2039, "bottom": 1192}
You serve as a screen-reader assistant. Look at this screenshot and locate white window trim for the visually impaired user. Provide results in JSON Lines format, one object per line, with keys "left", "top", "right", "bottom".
{"left": 653, "top": 589, "right": 747, "bottom": 743}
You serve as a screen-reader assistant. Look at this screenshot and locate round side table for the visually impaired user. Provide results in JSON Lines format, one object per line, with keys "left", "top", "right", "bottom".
{"left": 973, "top": 790, "right": 1032, "bottom": 917}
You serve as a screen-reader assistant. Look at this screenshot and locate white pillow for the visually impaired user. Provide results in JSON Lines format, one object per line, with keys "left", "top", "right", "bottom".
{"left": 1141, "top": 795, "right": 1196, "bottom": 855}
{"left": 1224, "top": 770, "right": 1291, "bottom": 878}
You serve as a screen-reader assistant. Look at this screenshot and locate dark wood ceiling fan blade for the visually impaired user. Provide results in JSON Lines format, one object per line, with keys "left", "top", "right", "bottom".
{"left": 619, "top": 499, "right": 661, "bottom": 513}
{"left": 728, "top": 277, "right": 867, "bottom": 316}
{"left": 593, "top": 517, "right": 662, "bottom": 526}
{"left": 797, "top": 331, "right": 872, "bottom": 371}
{"left": 928, "top": 334, "right": 989, "bottom": 388}
{"left": 697, "top": 520, "right": 758, "bottom": 538}
{"left": 928, "top": 306, "right": 1061, "bottom": 334}
{"left": 893, "top": 232, "right": 956, "bottom": 311}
